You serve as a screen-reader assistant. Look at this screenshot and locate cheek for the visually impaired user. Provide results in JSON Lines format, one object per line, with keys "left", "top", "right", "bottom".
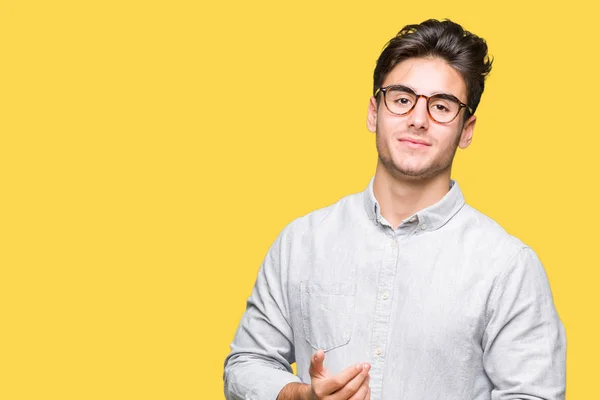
{"left": 434, "top": 127, "right": 462, "bottom": 149}
{"left": 376, "top": 116, "right": 399, "bottom": 139}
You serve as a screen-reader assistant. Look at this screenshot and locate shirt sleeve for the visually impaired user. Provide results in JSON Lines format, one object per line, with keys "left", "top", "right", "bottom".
{"left": 482, "top": 246, "right": 567, "bottom": 400}
{"left": 223, "top": 227, "right": 302, "bottom": 400}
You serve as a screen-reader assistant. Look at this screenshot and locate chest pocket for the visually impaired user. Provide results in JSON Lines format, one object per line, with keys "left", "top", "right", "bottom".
{"left": 300, "top": 280, "right": 356, "bottom": 352}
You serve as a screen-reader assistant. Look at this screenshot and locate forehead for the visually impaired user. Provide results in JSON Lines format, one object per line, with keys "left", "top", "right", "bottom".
{"left": 382, "top": 57, "right": 467, "bottom": 100}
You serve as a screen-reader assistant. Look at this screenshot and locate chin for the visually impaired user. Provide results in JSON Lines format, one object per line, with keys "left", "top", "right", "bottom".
{"left": 399, "top": 170, "right": 431, "bottom": 179}
{"left": 388, "top": 165, "right": 430, "bottom": 180}
{"left": 399, "top": 169, "right": 427, "bottom": 176}
{"left": 394, "top": 162, "right": 429, "bottom": 177}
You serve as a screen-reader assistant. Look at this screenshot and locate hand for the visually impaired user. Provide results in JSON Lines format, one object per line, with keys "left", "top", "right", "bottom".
{"left": 308, "top": 349, "right": 371, "bottom": 400}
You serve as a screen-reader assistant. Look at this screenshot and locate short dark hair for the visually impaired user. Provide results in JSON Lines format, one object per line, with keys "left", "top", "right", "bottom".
{"left": 373, "top": 19, "right": 493, "bottom": 119}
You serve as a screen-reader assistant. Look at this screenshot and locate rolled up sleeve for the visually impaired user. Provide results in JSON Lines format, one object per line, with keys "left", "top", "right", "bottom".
{"left": 483, "top": 247, "right": 566, "bottom": 400}
{"left": 224, "top": 227, "right": 302, "bottom": 400}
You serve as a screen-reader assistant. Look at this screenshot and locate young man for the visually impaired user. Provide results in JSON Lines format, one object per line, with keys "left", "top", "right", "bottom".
{"left": 224, "top": 19, "right": 566, "bottom": 400}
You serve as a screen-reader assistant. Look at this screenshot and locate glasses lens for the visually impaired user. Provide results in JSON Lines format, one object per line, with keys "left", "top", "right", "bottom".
{"left": 428, "top": 95, "right": 461, "bottom": 123}
{"left": 385, "top": 88, "right": 416, "bottom": 115}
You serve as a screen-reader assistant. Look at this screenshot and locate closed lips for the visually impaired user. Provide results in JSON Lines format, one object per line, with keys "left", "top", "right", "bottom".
{"left": 398, "top": 138, "right": 431, "bottom": 146}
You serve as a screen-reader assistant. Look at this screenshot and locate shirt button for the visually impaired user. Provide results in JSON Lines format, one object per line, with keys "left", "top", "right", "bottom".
{"left": 420, "top": 224, "right": 427, "bottom": 230}
{"left": 375, "top": 348, "right": 383, "bottom": 356}
{"left": 382, "top": 292, "right": 389, "bottom": 300}
{"left": 390, "top": 240, "right": 397, "bottom": 248}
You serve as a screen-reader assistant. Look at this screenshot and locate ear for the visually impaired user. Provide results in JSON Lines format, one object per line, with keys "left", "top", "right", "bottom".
{"left": 458, "top": 114, "right": 476, "bottom": 149}
{"left": 366, "top": 96, "right": 378, "bottom": 133}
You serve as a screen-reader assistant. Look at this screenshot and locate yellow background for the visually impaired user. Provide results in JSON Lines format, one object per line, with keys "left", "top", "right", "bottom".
{"left": 0, "top": 1, "right": 597, "bottom": 398}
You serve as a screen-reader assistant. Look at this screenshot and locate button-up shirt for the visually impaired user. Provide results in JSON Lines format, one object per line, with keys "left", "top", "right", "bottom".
{"left": 224, "top": 179, "right": 566, "bottom": 400}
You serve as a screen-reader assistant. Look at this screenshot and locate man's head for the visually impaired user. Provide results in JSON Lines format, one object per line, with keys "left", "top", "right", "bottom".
{"left": 373, "top": 19, "right": 493, "bottom": 121}
{"left": 367, "top": 19, "right": 492, "bottom": 181}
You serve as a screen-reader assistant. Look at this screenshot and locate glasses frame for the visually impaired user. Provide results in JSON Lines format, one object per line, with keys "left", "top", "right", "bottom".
{"left": 375, "top": 85, "right": 474, "bottom": 124}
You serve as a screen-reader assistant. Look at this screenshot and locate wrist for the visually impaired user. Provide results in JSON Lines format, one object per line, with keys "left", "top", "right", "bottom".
{"left": 277, "top": 382, "right": 312, "bottom": 400}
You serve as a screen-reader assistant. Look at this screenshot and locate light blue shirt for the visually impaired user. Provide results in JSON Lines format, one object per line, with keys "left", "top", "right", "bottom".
{"left": 224, "top": 179, "right": 566, "bottom": 400}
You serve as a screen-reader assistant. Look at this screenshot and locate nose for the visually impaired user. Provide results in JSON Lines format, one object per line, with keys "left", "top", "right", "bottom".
{"left": 406, "top": 95, "right": 429, "bottom": 130}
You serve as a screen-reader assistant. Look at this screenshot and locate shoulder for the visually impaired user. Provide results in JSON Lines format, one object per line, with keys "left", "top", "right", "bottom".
{"left": 461, "top": 203, "right": 526, "bottom": 244}
{"left": 455, "top": 203, "right": 538, "bottom": 270}
{"left": 280, "top": 190, "right": 364, "bottom": 242}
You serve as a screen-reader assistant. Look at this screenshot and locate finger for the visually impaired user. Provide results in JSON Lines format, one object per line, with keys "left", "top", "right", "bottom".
{"left": 323, "top": 362, "right": 368, "bottom": 396}
{"left": 348, "top": 374, "right": 370, "bottom": 400}
{"left": 308, "top": 349, "right": 326, "bottom": 378}
{"left": 365, "top": 386, "right": 371, "bottom": 400}
{"left": 331, "top": 363, "right": 370, "bottom": 400}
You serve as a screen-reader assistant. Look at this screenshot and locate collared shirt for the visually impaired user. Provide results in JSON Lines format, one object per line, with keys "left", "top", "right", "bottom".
{"left": 224, "top": 179, "right": 566, "bottom": 400}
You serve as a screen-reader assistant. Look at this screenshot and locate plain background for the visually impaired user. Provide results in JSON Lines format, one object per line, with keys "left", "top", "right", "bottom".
{"left": 1, "top": 1, "right": 597, "bottom": 398}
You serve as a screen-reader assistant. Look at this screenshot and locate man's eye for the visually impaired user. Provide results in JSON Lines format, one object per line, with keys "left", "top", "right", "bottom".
{"left": 432, "top": 104, "right": 450, "bottom": 112}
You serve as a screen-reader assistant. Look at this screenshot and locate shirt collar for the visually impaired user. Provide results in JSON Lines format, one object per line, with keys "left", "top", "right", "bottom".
{"left": 362, "top": 177, "right": 466, "bottom": 231}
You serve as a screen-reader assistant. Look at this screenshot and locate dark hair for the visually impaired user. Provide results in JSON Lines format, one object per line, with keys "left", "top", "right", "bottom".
{"left": 373, "top": 19, "right": 493, "bottom": 119}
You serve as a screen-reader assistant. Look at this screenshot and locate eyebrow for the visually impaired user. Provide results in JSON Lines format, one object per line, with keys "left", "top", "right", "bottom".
{"left": 432, "top": 93, "right": 461, "bottom": 103}
{"left": 386, "top": 84, "right": 416, "bottom": 94}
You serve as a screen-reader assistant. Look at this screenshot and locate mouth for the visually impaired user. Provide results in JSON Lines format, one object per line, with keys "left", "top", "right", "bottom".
{"left": 397, "top": 138, "right": 431, "bottom": 149}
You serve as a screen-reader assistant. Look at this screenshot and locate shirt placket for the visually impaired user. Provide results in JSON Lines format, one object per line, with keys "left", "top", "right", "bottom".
{"left": 369, "top": 229, "right": 400, "bottom": 400}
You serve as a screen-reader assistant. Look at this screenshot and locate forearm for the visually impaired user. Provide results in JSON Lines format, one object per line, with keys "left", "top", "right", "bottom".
{"left": 277, "top": 383, "right": 312, "bottom": 400}
{"left": 224, "top": 355, "right": 302, "bottom": 400}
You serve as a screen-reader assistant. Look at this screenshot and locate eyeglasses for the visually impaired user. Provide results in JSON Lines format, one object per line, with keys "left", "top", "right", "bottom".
{"left": 375, "top": 85, "right": 473, "bottom": 124}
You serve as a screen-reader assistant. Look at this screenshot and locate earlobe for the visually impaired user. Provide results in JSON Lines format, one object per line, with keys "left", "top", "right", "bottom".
{"left": 366, "top": 97, "right": 378, "bottom": 133}
{"left": 458, "top": 115, "right": 476, "bottom": 149}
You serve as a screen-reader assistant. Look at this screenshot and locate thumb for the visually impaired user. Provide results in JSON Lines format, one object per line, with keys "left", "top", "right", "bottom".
{"left": 309, "top": 349, "right": 326, "bottom": 378}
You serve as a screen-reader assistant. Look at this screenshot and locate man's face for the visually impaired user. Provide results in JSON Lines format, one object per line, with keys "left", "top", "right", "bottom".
{"left": 367, "top": 57, "right": 476, "bottom": 181}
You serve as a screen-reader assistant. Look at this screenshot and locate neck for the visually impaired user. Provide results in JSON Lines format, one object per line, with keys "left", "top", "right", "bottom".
{"left": 373, "top": 162, "right": 451, "bottom": 229}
